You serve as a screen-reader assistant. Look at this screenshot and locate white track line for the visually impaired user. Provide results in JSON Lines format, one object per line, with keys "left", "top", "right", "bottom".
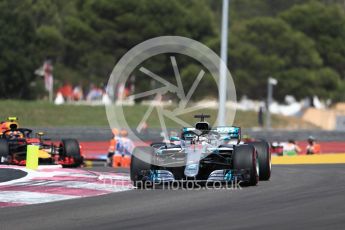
{"left": 0, "top": 191, "right": 78, "bottom": 204}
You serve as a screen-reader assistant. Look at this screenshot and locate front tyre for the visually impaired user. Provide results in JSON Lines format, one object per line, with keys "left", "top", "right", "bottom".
{"left": 233, "top": 144, "right": 259, "bottom": 186}
{"left": 0, "top": 140, "right": 9, "bottom": 164}
{"left": 250, "top": 141, "right": 271, "bottom": 181}
{"left": 60, "top": 139, "right": 83, "bottom": 167}
{"left": 130, "top": 146, "right": 153, "bottom": 187}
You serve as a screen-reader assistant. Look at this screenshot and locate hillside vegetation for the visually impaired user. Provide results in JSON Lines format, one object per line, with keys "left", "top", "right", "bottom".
{"left": 0, "top": 100, "right": 318, "bottom": 129}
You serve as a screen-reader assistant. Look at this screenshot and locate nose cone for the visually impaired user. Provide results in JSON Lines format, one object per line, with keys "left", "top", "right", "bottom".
{"left": 184, "top": 163, "right": 199, "bottom": 177}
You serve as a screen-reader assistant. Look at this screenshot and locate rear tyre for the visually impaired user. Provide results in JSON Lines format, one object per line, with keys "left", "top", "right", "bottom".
{"left": 61, "top": 139, "right": 83, "bottom": 167}
{"left": 250, "top": 141, "right": 271, "bottom": 181}
{"left": 130, "top": 146, "right": 153, "bottom": 188}
{"left": 232, "top": 144, "right": 258, "bottom": 186}
{"left": 0, "top": 140, "right": 9, "bottom": 164}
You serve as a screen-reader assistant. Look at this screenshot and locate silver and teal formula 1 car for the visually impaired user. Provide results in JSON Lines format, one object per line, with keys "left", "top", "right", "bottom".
{"left": 130, "top": 115, "right": 271, "bottom": 187}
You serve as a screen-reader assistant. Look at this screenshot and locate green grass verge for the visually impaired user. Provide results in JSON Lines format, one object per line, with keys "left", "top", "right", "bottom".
{"left": 0, "top": 100, "right": 318, "bottom": 129}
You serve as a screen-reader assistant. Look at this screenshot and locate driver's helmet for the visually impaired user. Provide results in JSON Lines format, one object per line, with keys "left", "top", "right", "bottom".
{"left": 1, "top": 120, "right": 23, "bottom": 138}
{"left": 1, "top": 121, "right": 19, "bottom": 131}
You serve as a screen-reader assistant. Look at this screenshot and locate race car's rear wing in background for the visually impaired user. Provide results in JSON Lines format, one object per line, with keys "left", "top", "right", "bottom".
{"left": 178, "top": 126, "right": 241, "bottom": 144}
{"left": 213, "top": 126, "right": 241, "bottom": 144}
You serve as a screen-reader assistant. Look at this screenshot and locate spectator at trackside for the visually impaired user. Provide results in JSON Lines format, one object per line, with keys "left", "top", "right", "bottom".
{"left": 86, "top": 84, "right": 103, "bottom": 101}
{"left": 57, "top": 82, "right": 73, "bottom": 101}
{"left": 283, "top": 139, "right": 301, "bottom": 156}
{"left": 117, "top": 129, "right": 134, "bottom": 156}
{"left": 107, "top": 128, "right": 120, "bottom": 167}
{"left": 306, "top": 136, "right": 321, "bottom": 155}
{"left": 73, "top": 85, "right": 84, "bottom": 101}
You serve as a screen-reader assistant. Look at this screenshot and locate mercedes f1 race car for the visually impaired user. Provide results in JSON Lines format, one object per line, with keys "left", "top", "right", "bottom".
{"left": 130, "top": 114, "right": 271, "bottom": 187}
{"left": 0, "top": 117, "right": 83, "bottom": 167}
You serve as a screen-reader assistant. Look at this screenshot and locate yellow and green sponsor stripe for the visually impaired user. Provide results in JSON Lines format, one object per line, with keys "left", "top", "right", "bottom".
{"left": 26, "top": 145, "right": 39, "bottom": 170}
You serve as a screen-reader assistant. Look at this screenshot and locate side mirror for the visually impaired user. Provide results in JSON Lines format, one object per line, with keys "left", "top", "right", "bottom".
{"left": 222, "top": 135, "right": 231, "bottom": 141}
{"left": 36, "top": 132, "right": 45, "bottom": 139}
{"left": 170, "top": 136, "right": 180, "bottom": 142}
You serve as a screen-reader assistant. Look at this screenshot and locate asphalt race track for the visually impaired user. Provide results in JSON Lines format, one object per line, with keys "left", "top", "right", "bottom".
{"left": 0, "top": 165, "right": 344, "bottom": 230}
{"left": 0, "top": 169, "right": 27, "bottom": 183}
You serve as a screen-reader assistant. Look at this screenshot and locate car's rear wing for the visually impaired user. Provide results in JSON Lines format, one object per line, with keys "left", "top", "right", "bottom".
{"left": 178, "top": 126, "right": 241, "bottom": 144}
{"left": 213, "top": 126, "right": 241, "bottom": 144}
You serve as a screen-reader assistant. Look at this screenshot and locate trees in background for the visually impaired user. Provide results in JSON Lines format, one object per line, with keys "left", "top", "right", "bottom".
{"left": 0, "top": 0, "right": 345, "bottom": 102}
{"left": 229, "top": 0, "right": 345, "bottom": 101}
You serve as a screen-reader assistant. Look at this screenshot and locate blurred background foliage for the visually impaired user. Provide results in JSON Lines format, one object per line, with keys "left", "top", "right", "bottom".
{"left": 0, "top": 0, "right": 345, "bottom": 102}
